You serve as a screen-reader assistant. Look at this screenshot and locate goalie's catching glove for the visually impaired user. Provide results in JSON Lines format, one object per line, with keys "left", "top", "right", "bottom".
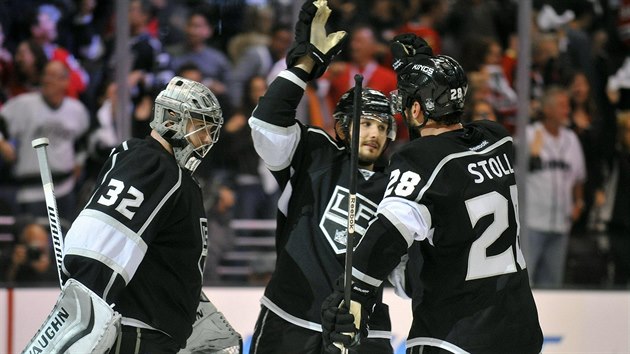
{"left": 321, "top": 275, "right": 378, "bottom": 353}
{"left": 286, "top": 0, "right": 347, "bottom": 80}
{"left": 390, "top": 33, "right": 434, "bottom": 74}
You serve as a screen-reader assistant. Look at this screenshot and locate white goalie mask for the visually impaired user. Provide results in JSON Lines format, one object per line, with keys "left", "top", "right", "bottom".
{"left": 151, "top": 76, "right": 223, "bottom": 173}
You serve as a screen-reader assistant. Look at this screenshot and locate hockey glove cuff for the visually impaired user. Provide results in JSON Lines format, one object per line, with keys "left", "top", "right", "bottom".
{"left": 286, "top": 0, "right": 347, "bottom": 81}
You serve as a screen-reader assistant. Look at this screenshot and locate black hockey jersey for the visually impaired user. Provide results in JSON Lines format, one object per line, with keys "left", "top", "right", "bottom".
{"left": 63, "top": 137, "right": 207, "bottom": 346}
{"left": 353, "top": 120, "right": 543, "bottom": 353}
{"left": 249, "top": 69, "right": 391, "bottom": 334}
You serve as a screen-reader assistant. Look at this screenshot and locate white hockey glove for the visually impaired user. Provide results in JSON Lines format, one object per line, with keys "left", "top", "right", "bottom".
{"left": 178, "top": 291, "right": 242, "bottom": 354}
{"left": 22, "top": 278, "right": 121, "bottom": 354}
{"left": 286, "top": 0, "right": 347, "bottom": 80}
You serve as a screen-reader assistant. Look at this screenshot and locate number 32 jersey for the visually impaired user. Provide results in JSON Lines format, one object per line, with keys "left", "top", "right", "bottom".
{"left": 355, "top": 120, "right": 543, "bottom": 353}
{"left": 63, "top": 137, "right": 208, "bottom": 347}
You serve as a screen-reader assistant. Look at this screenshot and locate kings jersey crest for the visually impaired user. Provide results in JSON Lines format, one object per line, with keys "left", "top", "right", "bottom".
{"left": 319, "top": 186, "right": 378, "bottom": 254}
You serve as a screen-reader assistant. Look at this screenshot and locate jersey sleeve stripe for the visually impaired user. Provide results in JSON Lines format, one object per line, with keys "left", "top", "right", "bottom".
{"left": 352, "top": 267, "right": 382, "bottom": 287}
{"left": 65, "top": 209, "right": 148, "bottom": 283}
{"left": 249, "top": 117, "right": 301, "bottom": 171}
{"left": 138, "top": 168, "right": 182, "bottom": 236}
{"left": 407, "top": 337, "right": 470, "bottom": 354}
{"left": 278, "top": 70, "right": 307, "bottom": 90}
{"left": 414, "top": 136, "right": 513, "bottom": 203}
{"left": 84, "top": 152, "right": 119, "bottom": 207}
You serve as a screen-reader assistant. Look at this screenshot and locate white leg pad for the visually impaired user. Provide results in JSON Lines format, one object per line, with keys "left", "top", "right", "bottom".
{"left": 178, "top": 291, "right": 242, "bottom": 354}
{"left": 22, "top": 278, "right": 121, "bottom": 354}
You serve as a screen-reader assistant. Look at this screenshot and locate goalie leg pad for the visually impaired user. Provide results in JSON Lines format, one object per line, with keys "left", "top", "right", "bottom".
{"left": 22, "top": 278, "right": 121, "bottom": 354}
{"left": 178, "top": 292, "right": 242, "bottom": 354}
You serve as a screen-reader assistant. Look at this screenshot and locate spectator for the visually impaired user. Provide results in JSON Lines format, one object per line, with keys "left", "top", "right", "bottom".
{"left": 323, "top": 23, "right": 399, "bottom": 140}
{"left": 590, "top": 112, "right": 630, "bottom": 287}
{"left": 396, "top": 0, "right": 449, "bottom": 55}
{"left": 0, "top": 20, "right": 11, "bottom": 106}
{"left": 6, "top": 39, "right": 48, "bottom": 99}
{"left": 524, "top": 86, "right": 586, "bottom": 288}
{"left": 0, "top": 60, "right": 89, "bottom": 220}
{"left": 123, "top": 0, "right": 171, "bottom": 138}
{"left": 229, "top": 23, "right": 293, "bottom": 108}
{"left": 568, "top": 71, "right": 605, "bottom": 234}
{"left": 29, "top": 3, "right": 89, "bottom": 98}
{"left": 468, "top": 98, "right": 498, "bottom": 122}
{"left": 167, "top": 5, "right": 233, "bottom": 110}
{"left": 3, "top": 221, "right": 57, "bottom": 285}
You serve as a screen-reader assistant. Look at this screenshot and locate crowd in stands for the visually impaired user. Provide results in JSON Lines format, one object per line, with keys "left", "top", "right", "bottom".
{"left": 0, "top": 0, "right": 628, "bottom": 288}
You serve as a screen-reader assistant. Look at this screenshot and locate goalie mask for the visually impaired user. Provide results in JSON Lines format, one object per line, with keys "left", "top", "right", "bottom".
{"left": 151, "top": 76, "right": 223, "bottom": 173}
{"left": 391, "top": 55, "right": 467, "bottom": 125}
{"left": 333, "top": 87, "right": 397, "bottom": 145}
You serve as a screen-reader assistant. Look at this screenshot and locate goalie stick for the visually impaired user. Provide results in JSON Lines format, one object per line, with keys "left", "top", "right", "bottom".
{"left": 32, "top": 137, "right": 64, "bottom": 288}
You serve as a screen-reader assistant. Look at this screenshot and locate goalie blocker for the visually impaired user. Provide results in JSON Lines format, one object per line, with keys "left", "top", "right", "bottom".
{"left": 23, "top": 279, "right": 121, "bottom": 354}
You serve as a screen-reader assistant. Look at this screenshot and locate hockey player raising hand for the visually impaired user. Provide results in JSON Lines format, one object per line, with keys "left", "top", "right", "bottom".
{"left": 248, "top": 0, "right": 396, "bottom": 353}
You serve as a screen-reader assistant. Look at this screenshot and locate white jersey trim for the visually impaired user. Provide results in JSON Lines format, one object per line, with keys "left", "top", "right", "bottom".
{"left": 278, "top": 70, "right": 307, "bottom": 90}
{"left": 121, "top": 316, "right": 169, "bottom": 336}
{"left": 259, "top": 296, "right": 392, "bottom": 339}
{"left": 407, "top": 337, "right": 470, "bottom": 354}
{"left": 249, "top": 117, "right": 302, "bottom": 171}
{"left": 415, "top": 136, "right": 513, "bottom": 203}
{"left": 352, "top": 267, "right": 382, "bottom": 287}
{"left": 138, "top": 168, "right": 181, "bottom": 236}
{"left": 64, "top": 209, "right": 148, "bottom": 284}
{"left": 260, "top": 296, "right": 322, "bottom": 331}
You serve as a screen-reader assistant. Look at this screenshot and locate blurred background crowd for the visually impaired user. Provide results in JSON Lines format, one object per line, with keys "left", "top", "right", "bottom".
{"left": 0, "top": 0, "right": 628, "bottom": 289}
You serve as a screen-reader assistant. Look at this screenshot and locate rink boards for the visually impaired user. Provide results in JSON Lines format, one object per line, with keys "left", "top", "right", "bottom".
{"left": 1, "top": 287, "right": 629, "bottom": 353}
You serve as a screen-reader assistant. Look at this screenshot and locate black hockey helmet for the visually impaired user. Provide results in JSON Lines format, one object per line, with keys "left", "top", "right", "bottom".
{"left": 333, "top": 87, "right": 397, "bottom": 142}
{"left": 391, "top": 55, "right": 467, "bottom": 124}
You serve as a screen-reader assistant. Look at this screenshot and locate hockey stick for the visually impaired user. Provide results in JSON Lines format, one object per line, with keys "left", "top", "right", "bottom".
{"left": 32, "top": 137, "right": 64, "bottom": 288}
{"left": 344, "top": 74, "right": 363, "bottom": 309}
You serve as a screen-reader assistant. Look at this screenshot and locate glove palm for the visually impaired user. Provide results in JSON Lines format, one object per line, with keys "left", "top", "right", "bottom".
{"left": 287, "top": 0, "right": 347, "bottom": 80}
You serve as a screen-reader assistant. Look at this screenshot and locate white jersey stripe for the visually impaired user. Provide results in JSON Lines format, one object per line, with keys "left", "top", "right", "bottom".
{"left": 138, "top": 168, "right": 182, "bottom": 236}
{"left": 85, "top": 152, "right": 119, "bottom": 207}
{"left": 65, "top": 209, "right": 148, "bottom": 283}
{"left": 352, "top": 267, "right": 382, "bottom": 287}
{"left": 278, "top": 70, "right": 307, "bottom": 90}
{"left": 415, "top": 136, "right": 513, "bottom": 203}
{"left": 407, "top": 337, "right": 470, "bottom": 354}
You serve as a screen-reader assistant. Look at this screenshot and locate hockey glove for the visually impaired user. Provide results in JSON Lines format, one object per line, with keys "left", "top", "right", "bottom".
{"left": 321, "top": 276, "right": 377, "bottom": 353}
{"left": 286, "top": 0, "right": 348, "bottom": 80}
{"left": 390, "top": 33, "right": 434, "bottom": 74}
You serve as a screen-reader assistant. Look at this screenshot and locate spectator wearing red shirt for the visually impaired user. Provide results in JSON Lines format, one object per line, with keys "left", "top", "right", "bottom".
{"left": 29, "top": 4, "right": 89, "bottom": 98}
{"left": 323, "top": 24, "right": 400, "bottom": 139}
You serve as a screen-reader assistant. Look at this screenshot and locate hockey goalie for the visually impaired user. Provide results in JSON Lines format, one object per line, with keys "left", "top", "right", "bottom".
{"left": 23, "top": 76, "right": 241, "bottom": 354}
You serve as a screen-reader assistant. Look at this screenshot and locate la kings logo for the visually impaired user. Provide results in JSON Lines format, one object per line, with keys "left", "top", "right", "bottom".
{"left": 320, "top": 186, "right": 378, "bottom": 254}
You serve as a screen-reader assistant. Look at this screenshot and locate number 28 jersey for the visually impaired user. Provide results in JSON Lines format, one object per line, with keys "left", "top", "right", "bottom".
{"left": 63, "top": 137, "right": 207, "bottom": 347}
{"left": 358, "top": 120, "right": 543, "bottom": 353}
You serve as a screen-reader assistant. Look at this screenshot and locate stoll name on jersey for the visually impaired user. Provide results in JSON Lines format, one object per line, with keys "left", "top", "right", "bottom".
{"left": 467, "top": 153, "right": 515, "bottom": 183}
